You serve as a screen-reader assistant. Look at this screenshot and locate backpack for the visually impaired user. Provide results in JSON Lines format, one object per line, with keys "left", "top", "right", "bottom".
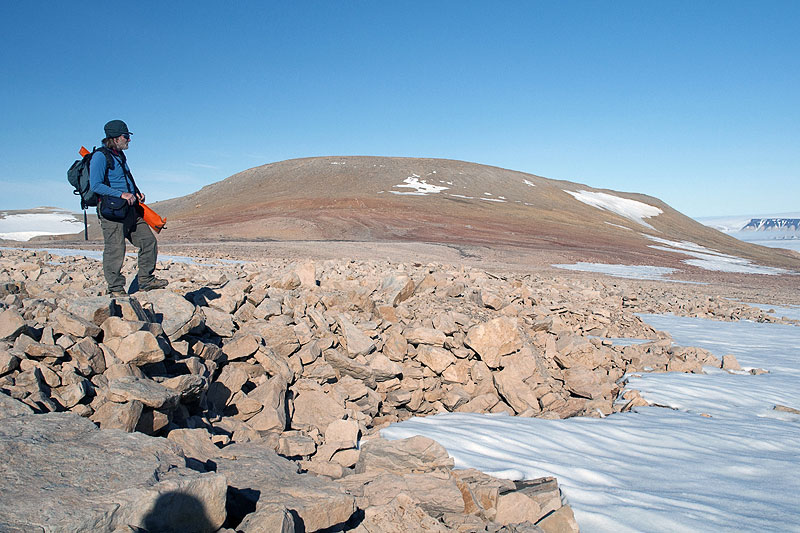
{"left": 67, "top": 146, "right": 137, "bottom": 239}
{"left": 67, "top": 146, "right": 113, "bottom": 210}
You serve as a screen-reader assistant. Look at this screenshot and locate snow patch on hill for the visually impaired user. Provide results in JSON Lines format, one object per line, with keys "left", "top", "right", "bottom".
{"left": 0, "top": 211, "right": 83, "bottom": 241}
{"left": 645, "top": 235, "right": 792, "bottom": 275}
{"left": 565, "top": 190, "right": 662, "bottom": 228}
{"left": 389, "top": 175, "right": 450, "bottom": 195}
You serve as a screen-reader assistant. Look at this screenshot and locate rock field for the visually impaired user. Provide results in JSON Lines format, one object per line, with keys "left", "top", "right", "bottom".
{"left": 1, "top": 247, "right": 796, "bottom": 532}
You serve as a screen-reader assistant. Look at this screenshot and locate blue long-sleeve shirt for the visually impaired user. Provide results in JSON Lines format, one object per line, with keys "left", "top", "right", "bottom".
{"left": 89, "top": 149, "right": 136, "bottom": 198}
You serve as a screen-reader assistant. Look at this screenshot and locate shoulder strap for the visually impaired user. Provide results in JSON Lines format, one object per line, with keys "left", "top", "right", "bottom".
{"left": 98, "top": 146, "right": 140, "bottom": 195}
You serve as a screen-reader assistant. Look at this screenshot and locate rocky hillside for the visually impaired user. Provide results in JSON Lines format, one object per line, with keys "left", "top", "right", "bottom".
{"left": 1, "top": 247, "right": 791, "bottom": 532}
{"left": 149, "top": 156, "right": 799, "bottom": 270}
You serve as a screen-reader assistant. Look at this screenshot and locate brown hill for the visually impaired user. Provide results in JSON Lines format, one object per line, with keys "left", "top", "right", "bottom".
{"left": 150, "top": 156, "right": 798, "bottom": 270}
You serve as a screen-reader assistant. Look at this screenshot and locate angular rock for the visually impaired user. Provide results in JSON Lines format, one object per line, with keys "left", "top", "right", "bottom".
{"left": 138, "top": 289, "right": 203, "bottom": 340}
{"left": 203, "top": 306, "right": 237, "bottom": 338}
{"left": 253, "top": 297, "right": 283, "bottom": 320}
{"left": 277, "top": 431, "right": 317, "bottom": 458}
{"left": 107, "top": 376, "right": 181, "bottom": 409}
{"left": 381, "top": 274, "right": 415, "bottom": 306}
{"left": 162, "top": 374, "right": 207, "bottom": 402}
{"left": 325, "top": 419, "right": 360, "bottom": 449}
{"left": 292, "top": 389, "right": 346, "bottom": 432}
{"left": 324, "top": 348, "right": 377, "bottom": 388}
{"left": 247, "top": 376, "right": 289, "bottom": 432}
{"left": 465, "top": 317, "right": 522, "bottom": 368}
{"left": 496, "top": 492, "right": 543, "bottom": 525}
{"left": 294, "top": 261, "right": 318, "bottom": 288}
{"left": 167, "top": 428, "right": 222, "bottom": 464}
{"left": 0, "top": 350, "right": 19, "bottom": 376}
{"left": 536, "top": 504, "right": 580, "bottom": 533}
{"left": 0, "top": 392, "right": 34, "bottom": 418}
{"left": 353, "top": 493, "right": 451, "bottom": 532}
{"left": 101, "top": 316, "right": 163, "bottom": 341}
{"left": 416, "top": 345, "right": 456, "bottom": 375}
{"left": 49, "top": 308, "right": 102, "bottom": 338}
{"left": 722, "top": 354, "right": 742, "bottom": 371}
{"left": 514, "top": 477, "right": 563, "bottom": 518}
{"left": 112, "top": 330, "right": 168, "bottom": 366}
{"left": 223, "top": 333, "right": 262, "bottom": 361}
{"left": 0, "top": 308, "right": 27, "bottom": 340}
{"left": 404, "top": 327, "right": 447, "bottom": 347}
{"left": 360, "top": 471, "right": 465, "bottom": 517}
{"left": 366, "top": 352, "right": 403, "bottom": 382}
{"left": 67, "top": 296, "right": 117, "bottom": 326}
{"left": 494, "top": 368, "right": 542, "bottom": 414}
{"left": 237, "top": 503, "right": 296, "bottom": 533}
{"left": 68, "top": 337, "right": 107, "bottom": 375}
{"left": 215, "top": 442, "right": 355, "bottom": 532}
{"left": 337, "top": 315, "right": 376, "bottom": 357}
{"left": 0, "top": 411, "right": 226, "bottom": 532}
{"left": 355, "top": 436, "right": 454, "bottom": 474}
{"left": 561, "top": 367, "right": 602, "bottom": 399}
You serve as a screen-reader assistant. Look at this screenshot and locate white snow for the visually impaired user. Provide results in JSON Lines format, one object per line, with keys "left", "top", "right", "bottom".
{"left": 389, "top": 175, "right": 449, "bottom": 196}
{"left": 604, "top": 222, "right": 633, "bottom": 231}
{"left": 565, "top": 190, "right": 662, "bottom": 229}
{"left": 523, "top": 179, "right": 536, "bottom": 187}
{"left": 645, "top": 235, "right": 792, "bottom": 275}
{"left": 480, "top": 198, "right": 507, "bottom": 203}
{"left": 0, "top": 212, "right": 84, "bottom": 241}
{"left": 383, "top": 314, "right": 800, "bottom": 533}
{"left": 553, "top": 262, "right": 683, "bottom": 282}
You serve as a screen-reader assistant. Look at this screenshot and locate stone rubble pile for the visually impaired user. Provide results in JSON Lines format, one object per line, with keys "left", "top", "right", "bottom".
{"left": 0, "top": 248, "right": 785, "bottom": 532}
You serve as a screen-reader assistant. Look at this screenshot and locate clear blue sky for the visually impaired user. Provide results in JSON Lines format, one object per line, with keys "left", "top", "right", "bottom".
{"left": 1, "top": 1, "right": 797, "bottom": 217}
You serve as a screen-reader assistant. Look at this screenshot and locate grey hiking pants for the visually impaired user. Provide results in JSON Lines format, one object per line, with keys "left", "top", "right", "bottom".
{"left": 99, "top": 213, "right": 158, "bottom": 292}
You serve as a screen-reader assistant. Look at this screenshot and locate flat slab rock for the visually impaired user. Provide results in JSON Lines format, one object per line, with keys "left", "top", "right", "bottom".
{"left": 0, "top": 401, "right": 226, "bottom": 533}
{"left": 215, "top": 442, "right": 356, "bottom": 532}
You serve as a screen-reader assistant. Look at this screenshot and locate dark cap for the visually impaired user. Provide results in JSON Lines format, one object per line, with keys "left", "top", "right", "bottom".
{"left": 104, "top": 120, "right": 132, "bottom": 138}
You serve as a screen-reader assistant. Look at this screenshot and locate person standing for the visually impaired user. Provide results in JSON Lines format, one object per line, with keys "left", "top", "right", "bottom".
{"left": 89, "top": 119, "right": 168, "bottom": 296}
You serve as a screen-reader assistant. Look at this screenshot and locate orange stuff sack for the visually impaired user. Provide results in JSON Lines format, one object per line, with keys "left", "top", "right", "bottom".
{"left": 139, "top": 203, "right": 167, "bottom": 233}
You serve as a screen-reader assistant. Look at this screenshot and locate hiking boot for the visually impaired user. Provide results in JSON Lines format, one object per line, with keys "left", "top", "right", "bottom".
{"left": 108, "top": 289, "right": 128, "bottom": 297}
{"left": 139, "top": 277, "right": 169, "bottom": 291}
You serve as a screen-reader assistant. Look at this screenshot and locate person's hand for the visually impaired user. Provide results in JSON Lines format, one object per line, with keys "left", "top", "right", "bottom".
{"left": 136, "top": 192, "right": 146, "bottom": 203}
{"left": 121, "top": 192, "right": 137, "bottom": 205}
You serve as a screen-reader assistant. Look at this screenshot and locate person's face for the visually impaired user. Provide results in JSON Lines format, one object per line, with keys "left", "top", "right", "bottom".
{"left": 116, "top": 133, "right": 131, "bottom": 150}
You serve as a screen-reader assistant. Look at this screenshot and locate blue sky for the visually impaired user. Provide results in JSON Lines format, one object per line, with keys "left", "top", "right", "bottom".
{"left": 1, "top": 1, "right": 797, "bottom": 217}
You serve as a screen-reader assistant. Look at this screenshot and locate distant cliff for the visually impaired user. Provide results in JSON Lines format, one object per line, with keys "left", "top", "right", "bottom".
{"left": 742, "top": 218, "right": 800, "bottom": 232}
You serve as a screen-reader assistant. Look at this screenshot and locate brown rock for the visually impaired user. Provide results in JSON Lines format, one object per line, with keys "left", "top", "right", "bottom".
{"left": 361, "top": 471, "right": 465, "bottom": 517}
{"left": 561, "top": 367, "right": 602, "bottom": 399}
{"left": 404, "top": 327, "right": 447, "bottom": 346}
{"left": 113, "top": 330, "right": 168, "bottom": 366}
{"left": 107, "top": 376, "right": 181, "bottom": 409}
{"left": 381, "top": 274, "right": 415, "bottom": 306}
{"left": 355, "top": 436, "right": 454, "bottom": 474}
{"left": 465, "top": 317, "right": 522, "bottom": 368}
{"left": 0, "top": 308, "right": 27, "bottom": 341}
{"left": 536, "top": 504, "right": 580, "bottom": 533}
{"left": 223, "top": 333, "right": 262, "bottom": 361}
{"left": 337, "top": 315, "right": 376, "bottom": 357}
{"left": 292, "top": 389, "right": 346, "bottom": 432}
{"left": 354, "top": 493, "right": 451, "bottom": 532}
{"left": 416, "top": 345, "right": 456, "bottom": 375}
{"left": 90, "top": 399, "right": 143, "bottom": 432}
{"left": 68, "top": 337, "right": 107, "bottom": 375}
{"left": 722, "top": 354, "right": 742, "bottom": 371}
{"left": 496, "top": 492, "right": 543, "bottom": 525}
{"left": 50, "top": 309, "right": 103, "bottom": 338}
